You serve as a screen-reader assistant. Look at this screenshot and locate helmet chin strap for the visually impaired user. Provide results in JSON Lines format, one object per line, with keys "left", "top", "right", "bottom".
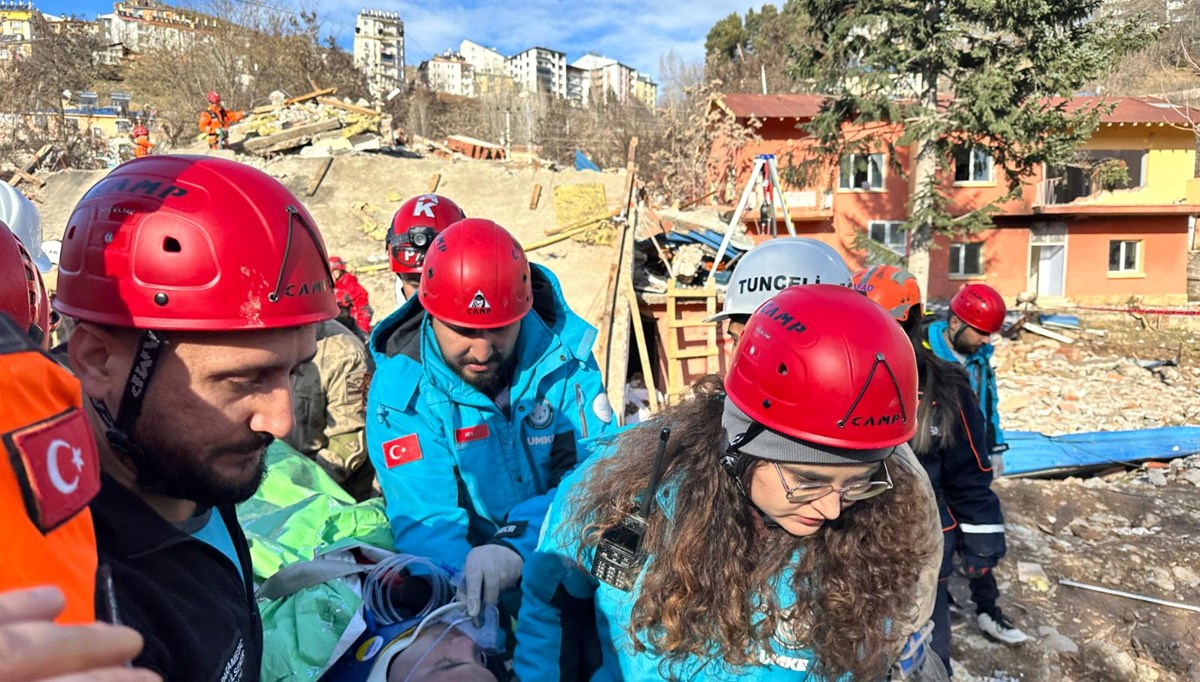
{"left": 949, "top": 316, "right": 969, "bottom": 349}
{"left": 89, "top": 330, "right": 167, "bottom": 475}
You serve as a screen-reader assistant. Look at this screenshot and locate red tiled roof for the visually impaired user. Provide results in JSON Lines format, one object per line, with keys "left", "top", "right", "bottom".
{"left": 717, "top": 94, "right": 827, "bottom": 120}
{"left": 718, "top": 93, "right": 1195, "bottom": 126}
{"left": 1034, "top": 96, "right": 1194, "bottom": 126}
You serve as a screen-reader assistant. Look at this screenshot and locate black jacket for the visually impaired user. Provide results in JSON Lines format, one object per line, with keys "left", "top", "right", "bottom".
{"left": 91, "top": 473, "right": 262, "bottom": 682}
{"left": 913, "top": 354, "right": 1006, "bottom": 568}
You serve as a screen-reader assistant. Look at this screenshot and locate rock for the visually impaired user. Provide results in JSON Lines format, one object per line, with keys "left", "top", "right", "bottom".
{"left": 1147, "top": 469, "right": 1169, "bottom": 487}
{"left": 1139, "top": 512, "right": 1162, "bottom": 527}
{"left": 1000, "top": 392, "right": 1032, "bottom": 412}
{"left": 1084, "top": 640, "right": 1140, "bottom": 680}
{"left": 1183, "top": 469, "right": 1200, "bottom": 487}
{"left": 1044, "top": 632, "right": 1080, "bottom": 654}
{"left": 1067, "top": 518, "right": 1108, "bottom": 541}
{"left": 1018, "top": 561, "right": 1052, "bottom": 592}
{"left": 1172, "top": 565, "right": 1200, "bottom": 588}
{"left": 1146, "top": 567, "right": 1176, "bottom": 593}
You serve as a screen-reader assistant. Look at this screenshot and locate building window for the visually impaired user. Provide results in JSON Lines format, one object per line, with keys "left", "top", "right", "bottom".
{"left": 1108, "top": 239, "right": 1141, "bottom": 274}
{"left": 949, "top": 242, "right": 983, "bottom": 277}
{"left": 954, "top": 148, "right": 993, "bottom": 183}
{"left": 867, "top": 221, "right": 907, "bottom": 258}
{"left": 839, "top": 153, "right": 885, "bottom": 190}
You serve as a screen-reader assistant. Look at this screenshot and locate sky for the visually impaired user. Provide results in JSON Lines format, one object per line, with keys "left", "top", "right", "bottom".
{"left": 36, "top": 0, "right": 755, "bottom": 81}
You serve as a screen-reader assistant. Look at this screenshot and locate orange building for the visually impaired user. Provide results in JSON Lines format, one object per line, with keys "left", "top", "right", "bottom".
{"left": 708, "top": 94, "right": 1200, "bottom": 305}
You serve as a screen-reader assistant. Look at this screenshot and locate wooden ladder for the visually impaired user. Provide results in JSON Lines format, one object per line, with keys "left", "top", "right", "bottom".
{"left": 664, "top": 282, "right": 719, "bottom": 401}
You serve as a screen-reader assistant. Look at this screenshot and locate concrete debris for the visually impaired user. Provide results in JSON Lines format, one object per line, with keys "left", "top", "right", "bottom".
{"left": 234, "top": 88, "right": 387, "bottom": 157}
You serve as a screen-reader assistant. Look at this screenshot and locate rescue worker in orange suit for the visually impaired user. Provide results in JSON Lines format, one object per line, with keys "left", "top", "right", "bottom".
{"left": 54, "top": 155, "right": 339, "bottom": 681}
{"left": 330, "top": 255, "right": 373, "bottom": 336}
{"left": 0, "top": 224, "right": 159, "bottom": 681}
{"left": 198, "top": 91, "right": 244, "bottom": 150}
{"left": 131, "top": 125, "right": 153, "bottom": 159}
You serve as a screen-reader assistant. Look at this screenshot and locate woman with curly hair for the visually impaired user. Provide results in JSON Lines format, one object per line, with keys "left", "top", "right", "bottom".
{"left": 514, "top": 285, "right": 941, "bottom": 681}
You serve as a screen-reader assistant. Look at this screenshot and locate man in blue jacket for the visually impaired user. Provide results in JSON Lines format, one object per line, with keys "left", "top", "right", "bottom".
{"left": 366, "top": 218, "right": 613, "bottom": 619}
{"left": 923, "top": 284, "right": 1007, "bottom": 456}
{"left": 923, "top": 283, "right": 1029, "bottom": 647}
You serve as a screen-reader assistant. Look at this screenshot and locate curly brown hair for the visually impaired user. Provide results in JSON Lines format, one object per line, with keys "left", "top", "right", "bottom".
{"left": 562, "top": 376, "right": 936, "bottom": 680}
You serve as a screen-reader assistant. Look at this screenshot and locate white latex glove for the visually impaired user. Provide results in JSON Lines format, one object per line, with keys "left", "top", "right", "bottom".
{"left": 457, "top": 544, "right": 523, "bottom": 618}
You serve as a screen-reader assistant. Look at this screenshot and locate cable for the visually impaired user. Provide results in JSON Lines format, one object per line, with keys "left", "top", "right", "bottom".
{"left": 362, "top": 553, "right": 453, "bottom": 626}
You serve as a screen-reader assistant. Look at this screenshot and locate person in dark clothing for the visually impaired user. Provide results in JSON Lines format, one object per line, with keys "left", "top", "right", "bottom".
{"left": 54, "top": 155, "right": 339, "bottom": 681}
{"left": 854, "top": 266, "right": 1024, "bottom": 677}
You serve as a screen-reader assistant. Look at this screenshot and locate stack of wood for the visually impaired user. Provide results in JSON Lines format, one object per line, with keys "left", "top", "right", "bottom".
{"left": 236, "top": 87, "right": 391, "bottom": 157}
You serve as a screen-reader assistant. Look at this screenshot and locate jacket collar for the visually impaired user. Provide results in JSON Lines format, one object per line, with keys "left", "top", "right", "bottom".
{"left": 90, "top": 472, "right": 216, "bottom": 559}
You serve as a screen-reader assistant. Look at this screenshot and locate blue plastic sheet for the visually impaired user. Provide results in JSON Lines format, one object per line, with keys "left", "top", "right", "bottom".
{"left": 1001, "top": 427, "right": 1200, "bottom": 476}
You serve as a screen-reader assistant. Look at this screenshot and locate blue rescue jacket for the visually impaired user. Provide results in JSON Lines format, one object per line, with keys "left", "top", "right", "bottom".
{"left": 515, "top": 440, "right": 830, "bottom": 681}
{"left": 924, "top": 319, "right": 1006, "bottom": 453}
{"left": 365, "top": 264, "right": 615, "bottom": 570}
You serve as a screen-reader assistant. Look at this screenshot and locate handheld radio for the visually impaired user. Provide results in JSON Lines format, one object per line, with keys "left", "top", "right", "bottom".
{"left": 592, "top": 427, "right": 670, "bottom": 591}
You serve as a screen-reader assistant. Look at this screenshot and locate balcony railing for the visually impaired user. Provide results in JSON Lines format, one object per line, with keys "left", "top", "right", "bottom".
{"left": 1037, "top": 177, "right": 1090, "bottom": 206}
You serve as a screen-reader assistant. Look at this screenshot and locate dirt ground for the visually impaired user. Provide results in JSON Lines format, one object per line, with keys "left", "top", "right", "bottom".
{"left": 952, "top": 316, "right": 1200, "bottom": 682}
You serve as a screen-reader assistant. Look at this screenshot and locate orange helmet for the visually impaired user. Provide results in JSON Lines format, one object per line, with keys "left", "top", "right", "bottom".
{"left": 852, "top": 265, "right": 921, "bottom": 322}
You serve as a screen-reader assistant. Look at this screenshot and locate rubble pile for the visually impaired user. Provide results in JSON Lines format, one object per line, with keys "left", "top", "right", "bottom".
{"left": 951, "top": 455, "right": 1200, "bottom": 682}
{"left": 233, "top": 88, "right": 391, "bottom": 157}
{"left": 993, "top": 336, "right": 1200, "bottom": 435}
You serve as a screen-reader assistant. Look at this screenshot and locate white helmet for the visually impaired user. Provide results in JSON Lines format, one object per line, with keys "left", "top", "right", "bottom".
{"left": 706, "top": 237, "right": 852, "bottom": 323}
{"left": 0, "top": 180, "right": 50, "bottom": 273}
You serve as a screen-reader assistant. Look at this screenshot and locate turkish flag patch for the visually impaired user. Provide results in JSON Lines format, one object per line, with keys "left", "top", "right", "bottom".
{"left": 382, "top": 433, "right": 422, "bottom": 468}
{"left": 455, "top": 423, "right": 490, "bottom": 444}
{"left": 5, "top": 407, "right": 101, "bottom": 533}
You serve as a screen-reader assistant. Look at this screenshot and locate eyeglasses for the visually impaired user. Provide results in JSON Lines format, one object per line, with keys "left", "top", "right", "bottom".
{"left": 772, "top": 460, "right": 893, "bottom": 504}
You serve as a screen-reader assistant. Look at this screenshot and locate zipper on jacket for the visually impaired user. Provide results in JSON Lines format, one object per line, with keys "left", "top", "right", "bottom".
{"left": 575, "top": 383, "right": 589, "bottom": 439}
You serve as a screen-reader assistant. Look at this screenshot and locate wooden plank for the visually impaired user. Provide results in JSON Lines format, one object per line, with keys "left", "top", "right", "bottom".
{"left": 1023, "top": 321, "right": 1074, "bottom": 344}
{"left": 23, "top": 143, "right": 52, "bottom": 173}
{"left": 241, "top": 118, "right": 341, "bottom": 155}
{"left": 529, "top": 183, "right": 541, "bottom": 210}
{"left": 625, "top": 281, "right": 659, "bottom": 412}
{"left": 427, "top": 173, "right": 441, "bottom": 193}
{"left": 10, "top": 168, "right": 44, "bottom": 188}
{"left": 287, "top": 87, "right": 337, "bottom": 106}
{"left": 603, "top": 219, "right": 633, "bottom": 425}
{"left": 316, "top": 96, "right": 380, "bottom": 117}
{"left": 305, "top": 157, "right": 333, "bottom": 197}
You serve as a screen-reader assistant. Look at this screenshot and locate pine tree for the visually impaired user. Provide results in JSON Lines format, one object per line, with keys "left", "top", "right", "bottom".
{"left": 789, "top": 0, "right": 1157, "bottom": 294}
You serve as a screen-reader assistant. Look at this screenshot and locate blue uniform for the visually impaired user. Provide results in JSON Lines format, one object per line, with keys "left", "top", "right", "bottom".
{"left": 925, "top": 319, "right": 1006, "bottom": 453}
{"left": 365, "top": 264, "right": 614, "bottom": 570}
{"left": 516, "top": 442, "right": 831, "bottom": 681}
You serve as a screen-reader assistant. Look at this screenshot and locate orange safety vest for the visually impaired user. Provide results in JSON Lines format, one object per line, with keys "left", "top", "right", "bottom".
{"left": 0, "top": 316, "right": 101, "bottom": 624}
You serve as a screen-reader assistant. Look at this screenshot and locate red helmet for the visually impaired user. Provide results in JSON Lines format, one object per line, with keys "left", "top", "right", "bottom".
{"left": 207, "top": 91, "right": 221, "bottom": 105}
{"left": 388, "top": 194, "right": 465, "bottom": 274}
{"left": 852, "top": 265, "right": 921, "bottom": 322}
{"left": 0, "top": 223, "right": 51, "bottom": 347}
{"left": 329, "top": 256, "right": 347, "bottom": 272}
{"left": 418, "top": 219, "right": 531, "bottom": 329}
{"left": 132, "top": 125, "right": 149, "bottom": 138}
{"left": 55, "top": 155, "right": 338, "bottom": 331}
{"left": 724, "top": 285, "right": 918, "bottom": 451}
{"left": 949, "top": 283, "right": 1005, "bottom": 335}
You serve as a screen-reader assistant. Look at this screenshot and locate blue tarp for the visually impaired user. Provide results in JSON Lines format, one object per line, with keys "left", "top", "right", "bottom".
{"left": 574, "top": 150, "right": 601, "bottom": 172}
{"left": 1000, "top": 427, "right": 1200, "bottom": 476}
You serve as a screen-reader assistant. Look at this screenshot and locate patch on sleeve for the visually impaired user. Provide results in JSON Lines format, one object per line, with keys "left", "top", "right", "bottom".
{"left": 382, "top": 433, "right": 422, "bottom": 468}
{"left": 344, "top": 371, "right": 366, "bottom": 403}
{"left": 493, "top": 520, "right": 528, "bottom": 539}
{"left": 592, "top": 393, "right": 614, "bottom": 424}
{"left": 5, "top": 407, "right": 101, "bottom": 533}
{"left": 454, "top": 423, "right": 490, "bottom": 444}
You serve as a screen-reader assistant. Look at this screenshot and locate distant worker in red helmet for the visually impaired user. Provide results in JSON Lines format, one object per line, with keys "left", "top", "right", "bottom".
{"left": 55, "top": 154, "right": 338, "bottom": 680}
{"left": 923, "top": 283, "right": 1007, "bottom": 455}
{"left": 198, "top": 91, "right": 245, "bottom": 150}
{"left": 387, "top": 194, "right": 465, "bottom": 305}
{"left": 131, "top": 124, "right": 153, "bottom": 159}
{"left": 329, "top": 255, "right": 373, "bottom": 335}
{"left": 515, "top": 285, "right": 941, "bottom": 681}
{"left": 365, "top": 218, "right": 614, "bottom": 625}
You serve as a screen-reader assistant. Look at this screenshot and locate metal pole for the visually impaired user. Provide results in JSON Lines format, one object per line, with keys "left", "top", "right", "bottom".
{"left": 1059, "top": 579, "right": 1200, "bottom": 614}
{"left": 713, "top": 157, "right": 765, "bottom": 267}
{"left": 765, "top": 155, "right": 796, "bottom": 237}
